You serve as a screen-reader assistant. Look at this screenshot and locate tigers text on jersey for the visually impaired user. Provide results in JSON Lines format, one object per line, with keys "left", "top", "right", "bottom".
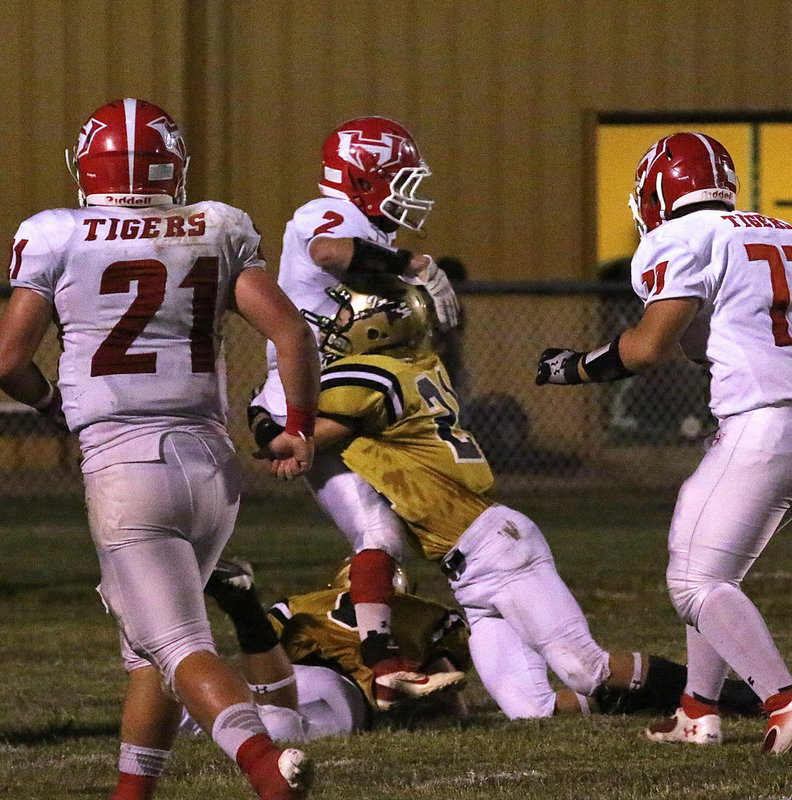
{"left": 267, "top": 589, "right": 471, "bottom": 708}
{"left": 256, "top": 196, "right": 395, "bottom": 418}
{"left": 631, "top": 209, "right": 792, "bottom": 419}
{"left": 318, "top": 351, "right": 494, "bottom": 559}
{"left": 9, "top": 201, "right": 265, "bottom": 468}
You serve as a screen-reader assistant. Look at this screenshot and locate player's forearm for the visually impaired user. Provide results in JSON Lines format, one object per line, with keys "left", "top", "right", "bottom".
{"left": 313, "top": 416, "right": 355, "bottom": 450}
{"left": 273, "top": 324, "right": 321, "bottom": 425}
{"left": 0, "top": 360, "right": 51, "bottom": 407}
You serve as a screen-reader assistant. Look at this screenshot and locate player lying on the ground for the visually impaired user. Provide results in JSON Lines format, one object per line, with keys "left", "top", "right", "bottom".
{"left": 180, "top": 556, "right": 471, "bottom": 741}
{"left": 187, "top": 551, "right": 760, "bottom": 742}
{"left": 260, "top": 276, "right": 762, "bottom": 722}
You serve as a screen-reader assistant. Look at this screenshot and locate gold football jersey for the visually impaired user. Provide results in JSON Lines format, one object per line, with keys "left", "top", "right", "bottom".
{"left": 267, "top": 589, "right": 471, "bottom": 707}
{"left": 319, "top": 352, "right": 494, "bottom": 559}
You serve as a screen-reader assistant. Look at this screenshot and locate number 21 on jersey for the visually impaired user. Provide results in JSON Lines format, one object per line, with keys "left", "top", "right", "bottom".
{"left": 91, "top": 256, "right": 219, "bottom": 376}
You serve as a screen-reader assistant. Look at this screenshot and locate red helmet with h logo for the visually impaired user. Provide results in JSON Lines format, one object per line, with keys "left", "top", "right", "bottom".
{"left": 67, "top": 98, "right": 188, "bottom": 207}
{"left": 319, "top": 116, "right": 433, "bottom": 231}
{"left": 629, "top": 132, "right": 737, "bottom": 237}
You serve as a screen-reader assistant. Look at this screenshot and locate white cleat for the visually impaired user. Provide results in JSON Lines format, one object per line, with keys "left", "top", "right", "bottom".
{"left": 645, "top": 707, "right": 722, "bottom": 745}
{"left": 373, "top": 660, "right": 466, "bottom": 711}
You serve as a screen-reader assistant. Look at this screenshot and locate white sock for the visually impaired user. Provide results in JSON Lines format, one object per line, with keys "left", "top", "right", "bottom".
{"left": 118, "top": 743, "right": 170, "bottom": 776}
{"left": 355, "top": 602, "right": 392, "bottom": 640}
{"left": 211, "top": 703, "right": 268, "bottom": 761}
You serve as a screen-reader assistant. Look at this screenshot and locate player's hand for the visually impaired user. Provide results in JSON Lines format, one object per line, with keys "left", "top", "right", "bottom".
{"left": 536, "top": 348, "right": 585, "bottom": 386}
{"left": 412, "top": 255, "right": 459, "bottom": 330}
{"left": 262, "top": 431, "right": 314, "bottom": 480}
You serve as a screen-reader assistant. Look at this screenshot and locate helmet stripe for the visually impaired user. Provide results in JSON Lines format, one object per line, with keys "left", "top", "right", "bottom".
{"left": 123, "top": 98, "right": 137, "bottom": 193}
{"left": 690, "top": 132, "right": 718, "bottom": 183}
{"left": 655, "top": 171, "right": 667, "bottom": 218}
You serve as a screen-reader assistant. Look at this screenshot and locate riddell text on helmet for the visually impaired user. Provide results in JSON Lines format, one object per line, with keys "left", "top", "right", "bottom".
{"left": 82, "top": 213, "right": 206, "bottom": 241}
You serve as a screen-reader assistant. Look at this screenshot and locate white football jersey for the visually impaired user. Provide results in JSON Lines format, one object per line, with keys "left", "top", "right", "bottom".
{"left": 9, "top": 201, "right": 265, "bottom": 467}
{"left": 631, "top": 209, "right": 792, "bottom": 419}
{"left": 254, "top": 196, "right": 395, "bottom": 417}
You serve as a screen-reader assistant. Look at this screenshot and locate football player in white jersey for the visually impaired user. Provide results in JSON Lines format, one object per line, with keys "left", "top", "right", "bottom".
{"left": 537, "top": 131, "right": 792, "bottom": 753}
{"left": 248, "top": 116, "right": 461, "bottom": 709}
{"left": 0, "top": 98, "right": 319, "bottom": 800}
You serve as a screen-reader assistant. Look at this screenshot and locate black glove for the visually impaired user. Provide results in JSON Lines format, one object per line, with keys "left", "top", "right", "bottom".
{"left": 536, "top": 348, "right": 585, "bottom": 386}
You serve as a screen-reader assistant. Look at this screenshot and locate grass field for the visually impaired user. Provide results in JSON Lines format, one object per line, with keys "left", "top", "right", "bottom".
{"left": 3, "top": 487, "right": 792, "bottom": 800}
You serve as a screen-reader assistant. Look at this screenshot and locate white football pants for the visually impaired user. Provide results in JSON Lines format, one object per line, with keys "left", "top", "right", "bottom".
{"left": 445, "top": 504, "right": 610, "bottom": 714}
{"left": 89, "top": 430, "right": 241, "bottom": 690}
{"left": 667, "top": 404, "right": 792, "bottom": 701}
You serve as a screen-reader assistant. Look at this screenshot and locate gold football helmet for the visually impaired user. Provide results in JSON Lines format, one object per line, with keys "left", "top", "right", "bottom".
{"left": 304, "top": 274, "right": 432, "bottom": 361}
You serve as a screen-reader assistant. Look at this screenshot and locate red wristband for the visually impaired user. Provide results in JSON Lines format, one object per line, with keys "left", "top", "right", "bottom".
{"left": 285, "top": 404, "right": 316, "bottom": 438}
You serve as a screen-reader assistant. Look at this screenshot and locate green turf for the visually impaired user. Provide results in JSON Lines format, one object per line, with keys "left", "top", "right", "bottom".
{"left": 2, "top": 489, "right": 792, "bottom": 799}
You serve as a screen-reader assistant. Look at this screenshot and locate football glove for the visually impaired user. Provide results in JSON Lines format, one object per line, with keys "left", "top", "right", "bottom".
{"left": 535, "top": 348, "right": 585, "bottom": 385}
{"left": 418, "top": 257, "right": 459, "bottom": 330}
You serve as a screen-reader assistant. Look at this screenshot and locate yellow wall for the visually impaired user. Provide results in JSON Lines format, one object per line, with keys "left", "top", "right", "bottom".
{"left": 4, "top": 1, "right": 792, "bottom": 281}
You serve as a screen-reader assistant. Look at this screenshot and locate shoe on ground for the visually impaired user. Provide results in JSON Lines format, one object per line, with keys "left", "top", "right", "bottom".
{"left": 762, "top": 693, "right": 792, "bottom": 754}
{"left": 254, "top": 747, "right": 313, "bottom": 800}
{"left": 372, "top": 657, "right": 466, "bottom": 711}
{"left": 645, "top": 706, "right": 722, "bottom": 745}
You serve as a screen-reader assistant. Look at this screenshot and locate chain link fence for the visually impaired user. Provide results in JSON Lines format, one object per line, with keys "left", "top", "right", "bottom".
{"left": 0, "top": 283, "right": 713, "bottom": 497}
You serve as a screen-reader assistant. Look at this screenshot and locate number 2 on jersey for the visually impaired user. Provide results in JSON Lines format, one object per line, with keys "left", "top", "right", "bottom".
{"left": 744, "top": 243, "right": 792, "bottom": 347}
{"left": 91, "top": 257, "right": 219, "bottom": 376}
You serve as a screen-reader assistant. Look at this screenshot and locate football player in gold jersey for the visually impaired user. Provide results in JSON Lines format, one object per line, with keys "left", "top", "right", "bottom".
{"left": 262, "top": 276, "right": 761, "bottom": 720}
{"left": 267, "top": 560, "right": 471, "bottom": 714}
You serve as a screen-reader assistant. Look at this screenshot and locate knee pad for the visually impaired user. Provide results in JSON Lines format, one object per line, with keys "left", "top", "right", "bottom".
{"left": 667, "top": 576, "right": 721, "bottom": 627}
{"left": 542, "top": 639, "right": 609, "bottom": 697}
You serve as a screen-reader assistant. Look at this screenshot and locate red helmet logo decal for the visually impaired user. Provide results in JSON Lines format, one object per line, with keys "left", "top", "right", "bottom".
{"left": 147, "top": 116, "right": 186, "bottom": 159}
{"left": 336, "top": 130, "right": 403, "bottom": 171}
{"left": 76, "top": 118, "right": 108, "bottom": 159}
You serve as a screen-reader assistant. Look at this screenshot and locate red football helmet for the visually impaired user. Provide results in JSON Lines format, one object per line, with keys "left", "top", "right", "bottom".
{"left": 319, "top": 116, "right": 433, "bottom": 231}
{"left": 66, "top": 98, "right": 188, "bottom": 207}
{"left": 629, "top": 132, "right": 737, "bottom": 237}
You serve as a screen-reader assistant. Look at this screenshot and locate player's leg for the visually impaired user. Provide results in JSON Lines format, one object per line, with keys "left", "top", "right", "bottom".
{"left": 666, "top": 406, "right": 792, "bottom": 751}
{"left": 447, "top": 505, "right": 611, "bottom": 697}
{"left": 204, "top": 558, "right": 300, "bottom": 711}
{"left": 467, "top": 614, "right": 557, "bottom": 718}
{"left": 646, "top": 626, "right": 726, "bottom": 745}
{"left": 109, "top": 646, "right": 179, "bottom": 800}
{"left": 306, "top": 454, "right": 460, "bottom": 706}
{"left": 291, "top": 665, "right": 371, "bottom": 739}
{"left": 89, "top": 433, "right": 310, "bottom": 798}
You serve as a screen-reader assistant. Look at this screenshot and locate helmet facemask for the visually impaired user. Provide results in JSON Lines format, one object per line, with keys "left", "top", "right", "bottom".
{"left": 303, "top": 277, "right": 432, "bottom": 364}
{"left": 380, "top": 163, "right": 434, "bottom": 231}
